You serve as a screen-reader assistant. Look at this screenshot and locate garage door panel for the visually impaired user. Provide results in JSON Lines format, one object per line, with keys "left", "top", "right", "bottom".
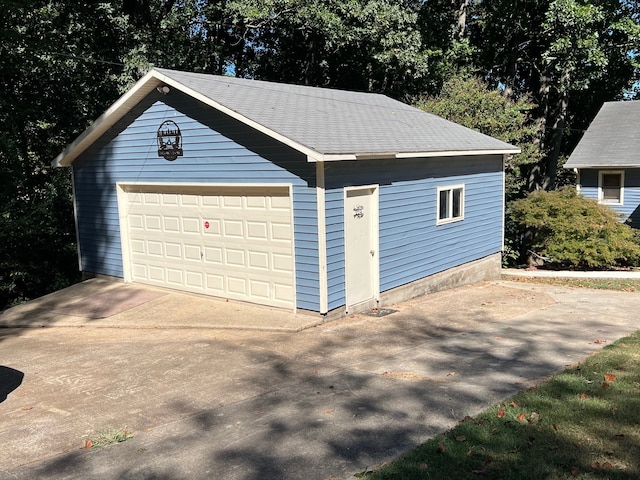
{"left": 271, "top": 222, "right": 292, "bottom": 241}
{"left": 148, "top": 265, "right": 165, "bottom": 282}
{"left": 165, "top": 242, "right": 181, "bottom": 258}
{"left": 203, "top": 219, "right": 221, "bottom": 235}
{"left": 147, "top": 240, "right": 163, "bottom": 256}
{"left": 166, "top": 268, "right": 183, "bottom": 285}
{"left": 181, "top": 217, "right": 200, "bottom": 234}
{"left": 248, "top": 251, "right": 269, "bottom": 269}
{"left": 223, "top": 220, "right": 244, "bottom": 237}
{"left": 250, "top": 280, "right": 270, "bottom": 299}
{"left": 162, "top": 194, "right": 179, "bottom": 206}
{"left": 223, "top": 196, "right": 243, "bottom": 208}
{"left": 185, "top": 271, "right": 204, "bottom": 288}
{"left": 130, "top": 239, "right": 145, "bottom": 255}
{"left": 163, "top": 216, "right": 180, "bottom": 232}
{"left": 145, "top": 215, "right": 162, "bottom": 231}
{"left": 274, "top": 283, "right": 294, "bottom": 303}
{"left": 270, "top": 195, "right": 290, "bottom": 210}
{"left": 272, "top": 253, "right": 293, "bottom": 273}
{"left": 184, "top": 244, "right": 202, "bottom": 261}
{"left": 123, "top": 185, "right": 294, "bottom": 309}
{"left": 247, "top": 221, "right": 268, "bottom": 240}
{"left": 227, "top": 276, "right": 247, "bottom": 295}
{"left": 205, "top": 273, "right": 224, "bottom": 293}
{"left": 225, "top": 249, "right": 245, "bottom": 267}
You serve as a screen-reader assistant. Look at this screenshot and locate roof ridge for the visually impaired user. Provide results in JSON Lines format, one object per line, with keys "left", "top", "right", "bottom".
{"left": 153, "top": 68, "right": 419, "bottom": 113}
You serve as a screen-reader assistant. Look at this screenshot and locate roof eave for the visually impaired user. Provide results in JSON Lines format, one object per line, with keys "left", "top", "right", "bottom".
{"left": 53, "top": 70, "right": 163, "bottom": 167}
{"left": 53, "top": 69, "right": 326, "bottom": 167}
{"left": 564, "top": 163, "right": 640, "bottom": 169}
{"left": 316, "top": 148, "right": 520, "bottom": 162}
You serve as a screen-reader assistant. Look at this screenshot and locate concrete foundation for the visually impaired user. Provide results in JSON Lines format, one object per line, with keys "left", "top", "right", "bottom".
{"left": 378, "top": 253, "right": 502, "bottom": 308}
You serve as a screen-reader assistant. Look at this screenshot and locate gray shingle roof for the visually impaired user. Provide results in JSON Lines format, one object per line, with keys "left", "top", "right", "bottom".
{"left": 54, "top": 68, "right": 519, "bottom": 167}
{"left": 565, "top": 100, "right": 640, "bottom": 168}
{"left": 155, "top": 68, "right": 518, "bottom": 158}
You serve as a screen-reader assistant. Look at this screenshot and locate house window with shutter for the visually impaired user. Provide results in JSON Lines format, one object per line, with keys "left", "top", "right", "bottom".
{"left": 598, "top": 171, "right": 624, "bottom": 205}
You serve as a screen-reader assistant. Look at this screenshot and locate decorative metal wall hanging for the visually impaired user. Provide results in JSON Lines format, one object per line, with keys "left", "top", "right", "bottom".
{"left": 157, "top": 120, "right": 183, "bottom": 161}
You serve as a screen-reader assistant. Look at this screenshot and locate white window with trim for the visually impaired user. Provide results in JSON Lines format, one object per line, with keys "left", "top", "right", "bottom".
{"left": 437, "top": 184, "right": 465, "bottom": 224}
{"left": 598, "top": 171, "right": 624, "bottom": 205}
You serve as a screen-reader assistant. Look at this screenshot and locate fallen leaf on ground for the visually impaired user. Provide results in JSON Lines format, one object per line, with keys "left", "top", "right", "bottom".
{"left": 456, "top": 435, "right": 466, "bottom": 442}
{"left": 602, "top": 462, "right": 613, "bottom": 469}
{"left": 497, "top": 409, "right": 505, "bottom": 418}
{"left": 591, "top": 461, "right": 601, "bottom": 469}
{"left": 517, "top": 413, "right": 527, "bottom": 421}
{"left": 580, "top": 393, "right": 589, "bottom": 399}
{"left": 83, "top": 439, "right": 93, "bottom": 449}
{"left": 21, "top": 406, "right": 33, "bottom": 411}
{"left": 604, "top": 373, "right": 617, "bottom": 382}
{"left": 322, "top": 409, "right": 333, "bottom": 414}
{"left": 447, "top": 371, "right": 456, "bottom": 377}
{"left": 594, "top": 339, "right": 605, "bottom": 344}
{"left": 552, "top": 423, "right": 558, "bottom": 431}
{"left": 438, "top": 442, "right": 446, "bottom": 453}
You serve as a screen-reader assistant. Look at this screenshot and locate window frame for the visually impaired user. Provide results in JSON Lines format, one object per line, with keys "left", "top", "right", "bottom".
{"left": 436, "top": 184, "right": 465, "bottom": 225}
{"left": 598, "top": 170, "right": 624, "bottom": 206}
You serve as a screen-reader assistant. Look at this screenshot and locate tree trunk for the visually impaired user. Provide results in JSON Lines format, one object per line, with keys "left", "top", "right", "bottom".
{"left": 528, "top": 71, "right": 550, "bottom": 191}
{"left": 452, "top": 0, "right": 469, "bottom": 39}
{"left": 545, "top": 98, "right": 568, "bottom": 190}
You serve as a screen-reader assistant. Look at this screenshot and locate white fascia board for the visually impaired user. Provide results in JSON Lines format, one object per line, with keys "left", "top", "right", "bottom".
{"left": 53, "top": 69, "right": 325, "bottom": 167}
{"left": 53, "top": 70, "right": 162, "bottom": 167}
{"left": 154, "top": 72, "right": 325, "bottom": 163}
{"left": 395, "top": 148, "right": 520, "bottom": 158}
{"left": 564, "top": 163, "right": 640, "bottom": 169}
{"left": 316, "top": 148, "right": 520, "bottom": 162}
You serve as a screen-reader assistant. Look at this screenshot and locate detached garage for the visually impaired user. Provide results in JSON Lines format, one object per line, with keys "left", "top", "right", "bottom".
{"left": 54, "top": 68, "right": 519, "bottom": 317}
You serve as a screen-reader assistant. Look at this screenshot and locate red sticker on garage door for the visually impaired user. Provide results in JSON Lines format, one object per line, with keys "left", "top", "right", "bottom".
{"left": 204, "top": 221, "right": 210, "bottom": 229}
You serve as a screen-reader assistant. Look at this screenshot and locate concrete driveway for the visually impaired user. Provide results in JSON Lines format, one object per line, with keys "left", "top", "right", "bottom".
{"left": 1, "top": 279, "right": 639, "bottom": 479}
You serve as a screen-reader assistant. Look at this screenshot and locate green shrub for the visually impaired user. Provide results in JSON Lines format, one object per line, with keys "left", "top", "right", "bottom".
{"left": 508, "top": 188, "right": 640, "bottom": 268}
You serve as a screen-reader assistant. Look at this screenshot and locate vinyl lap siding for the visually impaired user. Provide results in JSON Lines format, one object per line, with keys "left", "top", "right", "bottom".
{"left": 579, "top": 169, "right": 640, "bottom": 225}
{"left": 324, "top": 156, "right": 504, "bottom": 310}
{"left": 73, "top": 91, "right": 320, "bottom": 311}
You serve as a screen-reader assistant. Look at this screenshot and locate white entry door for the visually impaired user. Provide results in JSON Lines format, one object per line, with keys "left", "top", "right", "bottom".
{"left": 344, "top": 186, "right": 379, "bottom": 310}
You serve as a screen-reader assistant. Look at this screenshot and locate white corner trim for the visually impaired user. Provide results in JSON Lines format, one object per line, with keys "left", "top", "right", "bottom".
{"left": 315, "top": 162, "right": 329, "bottom": 314}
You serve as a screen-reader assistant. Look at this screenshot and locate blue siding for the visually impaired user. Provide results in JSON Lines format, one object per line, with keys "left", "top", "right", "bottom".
{"left": 579, "top": 169, "right": 640, "bottom": 226}
{"left": 73, "top": 91, "right": 320, "bottom": 311}
{"left": 324, "top": 156, "right": 504, "bottom": 310}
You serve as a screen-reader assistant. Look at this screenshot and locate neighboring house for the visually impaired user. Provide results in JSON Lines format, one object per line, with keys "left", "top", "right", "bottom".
{"left": 564, "top": 100, "right": 640, "bottom": 226}
{"left": 54, "top": 68, "right": 519, "bottom": 317}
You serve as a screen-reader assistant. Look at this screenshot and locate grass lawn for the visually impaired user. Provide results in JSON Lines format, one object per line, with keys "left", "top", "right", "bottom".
{"left": 362, "top": 289, "right": 640, "bottom": 479}
{"left": 502, "top": 276, "right": 640, "bottom": 292}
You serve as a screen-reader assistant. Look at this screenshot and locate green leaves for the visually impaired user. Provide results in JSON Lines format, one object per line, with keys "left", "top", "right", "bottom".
{"left": 508, "top": 188, "right": 640, "bottom": 268}
{"left": 417, "top": 75, "right": 542, "bottom": 201}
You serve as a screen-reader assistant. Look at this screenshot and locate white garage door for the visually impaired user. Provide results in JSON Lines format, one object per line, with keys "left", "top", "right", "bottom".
{"left": 120, "top": 184, "right": 295, "bottom": 309}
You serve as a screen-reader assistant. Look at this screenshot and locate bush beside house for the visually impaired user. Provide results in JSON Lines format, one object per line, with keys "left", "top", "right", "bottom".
{"left": 508, "top": 188, "right": 640, "bottom": 269}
